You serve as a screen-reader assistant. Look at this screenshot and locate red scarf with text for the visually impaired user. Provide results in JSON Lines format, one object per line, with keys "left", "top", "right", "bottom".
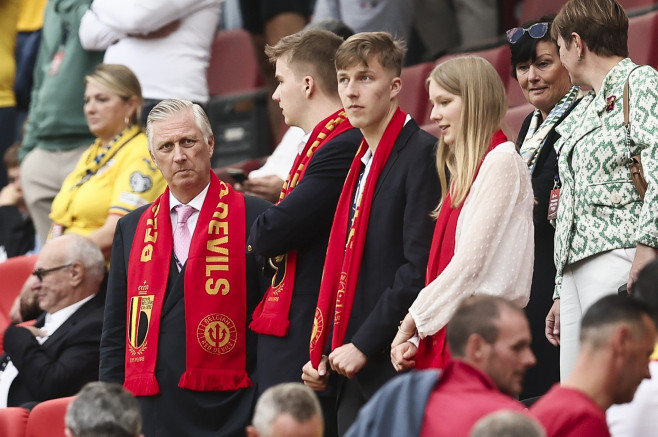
{"left": 250, "top": 110, "right": 353, "bottom": 336}
{"left": 416, "top": 130, "right": 507, "bottom": 369}
{"left": 310, "top": 108, "right": 407, "bottom": 368}
{"left": 125, "top": 173, "right": 250, "bottom": 394}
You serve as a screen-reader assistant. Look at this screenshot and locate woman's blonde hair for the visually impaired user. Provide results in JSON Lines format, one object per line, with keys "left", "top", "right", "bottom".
{"left": 85, "top": 64, "right": 143, "bottom": 126}
{"left": 430, "top": 56, "right": 507, "bottom": 212}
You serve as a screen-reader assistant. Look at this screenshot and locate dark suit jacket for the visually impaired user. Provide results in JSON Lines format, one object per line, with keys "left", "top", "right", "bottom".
{"left": 345, "top": 119, "right": 440, "bottom": 398}
{"left": 2, "top": 291, "right": 105, "bottom": 407}
{"left": 516, "top": 101, "right": 579, "bottom": 399}
{"left": 100, "top": 194, "right": 270, "bottom": 437}
{"left": 248, "top": 128, "right": 362, "bottom": 393}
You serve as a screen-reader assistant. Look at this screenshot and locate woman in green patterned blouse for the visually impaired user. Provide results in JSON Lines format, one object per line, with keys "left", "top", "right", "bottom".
{"left": 547, "top": 0, "right": 658, "bottom": 380}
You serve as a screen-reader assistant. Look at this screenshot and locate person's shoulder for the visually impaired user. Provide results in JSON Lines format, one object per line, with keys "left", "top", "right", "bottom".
{"left": 244, "top": 193, "right": 272, "bottom": 214}
{"left": 118, "top": 203, "right": 152, "bottom": 230}
{"left": 315, "top": 127, "right": 363, "bottom": 157}
{"left": 404, "top": 119, "right": 438, "bottom": 146}
{"left": 378, "top": 368, "right": 441, "bottom": 398}
{"left": 483, "top": 142, "right": 524, "bottom": 168}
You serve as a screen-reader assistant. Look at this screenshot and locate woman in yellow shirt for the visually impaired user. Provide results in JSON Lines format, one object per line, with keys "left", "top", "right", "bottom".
{"left": 50, "top": 64, "right": 166, "bottom": 258}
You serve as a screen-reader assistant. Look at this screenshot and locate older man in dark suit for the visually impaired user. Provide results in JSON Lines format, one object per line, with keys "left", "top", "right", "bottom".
{"left": 99, "top": 99, "right": 270, "bottom": 437}
{"left": 1, "top": 234, "right": 106, "bottom": 408}
{"left": 302, "top": 32, "right": 440, "bottom": 434}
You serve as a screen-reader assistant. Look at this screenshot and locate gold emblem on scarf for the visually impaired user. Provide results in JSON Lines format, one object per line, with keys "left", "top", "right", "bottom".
{"left": 310, "top": 308, "right": 324, "bottom": 351}
{"left": 197, "top": 313, "right": 237, "bottom": 355}
{"left": 128, "top": 295, "right": 154, "bottom": 356}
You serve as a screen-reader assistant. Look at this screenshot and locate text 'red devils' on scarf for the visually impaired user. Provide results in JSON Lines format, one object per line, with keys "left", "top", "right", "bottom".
{"left": 310, "top": 108, "right": 407, "bottom": 368}
{"left": 415, "top": 130, "right": 508, "bottom": 370}
{"left": 250, "top": 110, "right": 353, "bottom": 337}
{"left": 126, "top": 172, "right": 250, "bottom": 394}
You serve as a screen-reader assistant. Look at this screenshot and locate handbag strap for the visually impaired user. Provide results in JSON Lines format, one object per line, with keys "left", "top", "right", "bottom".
{"left": 623, "top": 66, "right": 643, "bottom": 160}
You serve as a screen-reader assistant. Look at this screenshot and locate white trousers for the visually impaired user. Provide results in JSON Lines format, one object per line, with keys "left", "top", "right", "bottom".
{"left": 560, "top": 248, "right": 635, "bottom": 380}
{"left": 607, "top": 360, "right": 658, "bottom": 437}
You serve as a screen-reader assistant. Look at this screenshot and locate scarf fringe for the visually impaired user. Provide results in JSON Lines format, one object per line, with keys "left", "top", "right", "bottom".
{"left": 249, "top": 314, "right": 290, "bottom": 337}
{"left": 124, "top": 374, "right": 160, "bottom": 396}
{"left": 179, "top": 369, "right": 253, "bottom": 392}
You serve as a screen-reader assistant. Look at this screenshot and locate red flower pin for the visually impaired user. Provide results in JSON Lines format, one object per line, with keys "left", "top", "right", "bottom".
{"left": 606, "top": 95, "right": 616, "bottom": 111}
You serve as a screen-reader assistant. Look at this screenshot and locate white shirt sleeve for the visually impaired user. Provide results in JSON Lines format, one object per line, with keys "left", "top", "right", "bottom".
{"left": 249, "top": 127, "right": 305, "bottom": 181}
{"left": 409, "top": 142, "right": 534, "bottom": 337}
{"left": 79, "top": 9, "right": 126, "bottom": 50}
{"left": 82, "top": 0, "right": 221, "bottom": 34}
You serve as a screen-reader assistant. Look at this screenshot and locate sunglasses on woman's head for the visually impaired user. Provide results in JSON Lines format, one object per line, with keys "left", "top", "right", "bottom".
{"left": 506, "top": 22, "right": 549, "bottom": 44}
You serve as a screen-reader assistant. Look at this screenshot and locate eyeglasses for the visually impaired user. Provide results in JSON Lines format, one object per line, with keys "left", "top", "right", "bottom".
{"left": 506, "top": 22, "right": 549, "bottom": 44}
{"left": 32, "top": 263, "right": 73, "bottom": 282}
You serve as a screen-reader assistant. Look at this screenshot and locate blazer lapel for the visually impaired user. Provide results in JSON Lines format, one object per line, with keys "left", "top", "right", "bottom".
{"left": 373, "top": 120, "right": 416, "bottom": 198}
{"left": 40, "top": 295, "right": 98, "bottom": 347}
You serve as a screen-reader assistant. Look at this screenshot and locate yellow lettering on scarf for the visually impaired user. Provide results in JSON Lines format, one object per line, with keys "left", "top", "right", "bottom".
{"left": 205, "top": 278, "right": 229, "bottom": 295}
{"left": 206, "top": 199, "right": 230, "bottom": 294}
{"left": 213, "top": 202, "right": 229, "bottom": 220}
{"left": 208, "top": 219, "right": 228, "bottom": 236}
{"left": 141, "top": 206, "right": 160, "bottom": 262}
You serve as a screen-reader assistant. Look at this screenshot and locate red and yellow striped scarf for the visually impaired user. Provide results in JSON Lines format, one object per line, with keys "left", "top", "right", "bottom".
{"left": 250, "top": 110, "right": 353, "bottom": 336}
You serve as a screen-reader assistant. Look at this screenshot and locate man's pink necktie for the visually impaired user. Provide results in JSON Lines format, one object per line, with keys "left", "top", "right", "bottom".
{"left": 173, "top": 204, "right": 195, "bottom": 270}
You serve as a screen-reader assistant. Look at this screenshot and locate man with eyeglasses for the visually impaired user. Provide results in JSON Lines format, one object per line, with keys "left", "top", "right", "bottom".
{"left": 0, "top": 234, "right": 106, "bottom": 408}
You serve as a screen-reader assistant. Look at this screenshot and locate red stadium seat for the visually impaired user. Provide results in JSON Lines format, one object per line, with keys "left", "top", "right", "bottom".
{"left": 628, "top": 9, "right": 658, "bottom": 68}
{"left": 399, "top": 62, "right": 434, "bottom": 126}
{"left": 437, "top": 45, "right": 512, "bottom": 88}
{"left": 620, "top": 0, "right": 658, "bottom": 13}
{"left": 0, "top": 255, "right": 37, "bottom": 328}
{"left": 25, "top": 396, "right": 75, "bottom": 437}
{"left": 519, "top": 0, "right": 567, "bottom": 24}
{"left": 504, "top": 103, "right": 535, "bottom": 143}
{"left": 207, "top": 29, "right": 265, "bottom": 96}
{"left": 0, "top": 407, "right": 29, "bottom": 437}
{"left": 506, "top": 73, "right": 529, "bottom": 108}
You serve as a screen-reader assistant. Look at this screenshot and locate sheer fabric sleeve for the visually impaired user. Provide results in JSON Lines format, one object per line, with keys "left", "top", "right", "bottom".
{"left": 409, "top": 143, "right": 534, "bottom": 337}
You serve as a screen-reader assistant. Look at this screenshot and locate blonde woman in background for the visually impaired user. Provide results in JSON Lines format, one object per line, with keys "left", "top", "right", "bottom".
{"left": 49, "top": 64, "right": 165, "bottom": 258}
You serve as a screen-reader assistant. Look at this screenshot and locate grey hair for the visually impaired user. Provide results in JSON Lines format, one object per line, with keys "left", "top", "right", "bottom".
{"left": 469, "top": 411, "right": 546, "bottom": 437}
{"left": 145, "top": 98, "right": 213, "bottom": 153}
{"left": 65, "top": 382, "right": 142, "bottom": 437}
{"left": 251, "top": 383, "right": 323, "bottom": 437}
{"left": 58, "top": 234, "right": 105, "bottom": 283}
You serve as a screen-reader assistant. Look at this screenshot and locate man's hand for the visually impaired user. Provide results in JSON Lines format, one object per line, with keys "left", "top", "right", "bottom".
{"left": 390, "top": 341, "right": 417, "bottom": 372}
{"left": 545, "top": 299, "right": 560, "bottom": 346}
{"left": 628, "top": 243, "right": 658, "bottom": 293}
{"left": 241, "top": 175, "right": 284, "bottom": 203}
{"left": 302, "top": 356, "right": 330, "bottom": 391}
{"left": 328, "top": 343, "right": 367, "bottom": 379}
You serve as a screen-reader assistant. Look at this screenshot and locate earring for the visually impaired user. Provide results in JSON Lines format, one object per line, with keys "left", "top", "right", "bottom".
{"left": 124, "top": 116, "right": 130, "bottom": 126}
{"left": 578, "top": 53, "right": 582, "bottom": 62}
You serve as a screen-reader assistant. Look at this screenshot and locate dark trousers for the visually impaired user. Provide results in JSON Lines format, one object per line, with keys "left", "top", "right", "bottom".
{"left": 336, "top": 377, "right": 368, "bottom": 436}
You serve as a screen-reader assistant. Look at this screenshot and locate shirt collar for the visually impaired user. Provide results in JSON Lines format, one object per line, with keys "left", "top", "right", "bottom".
{"left": 43, "top": 294, "right": 95, "bottom": 336}
{"left": 169, "top": 183, "right": 210, "bottom": 213}
{"left": 592, "top": 57, "right": 634, "bottom": 112}
{"left": 297, "top": 131, "right": 312, "bottom": 155}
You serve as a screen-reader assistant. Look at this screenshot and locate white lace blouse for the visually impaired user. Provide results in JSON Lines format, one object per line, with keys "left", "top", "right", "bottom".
{"left": 409, "top": 141, "right": 534, "bottom": 337}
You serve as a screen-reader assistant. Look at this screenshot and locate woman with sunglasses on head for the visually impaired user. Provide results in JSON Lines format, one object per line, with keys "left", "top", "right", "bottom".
{"left": 390, "top": 56, "right": 534, "bottom": 372}
{"left": 506, "top": 15, "right": 582, "bottom": 400}
{"left": 48, "top": 64, "right": 166, "bottom": 259}
{"left": 547, "top": 0, "right": 658, "bottom": 381}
